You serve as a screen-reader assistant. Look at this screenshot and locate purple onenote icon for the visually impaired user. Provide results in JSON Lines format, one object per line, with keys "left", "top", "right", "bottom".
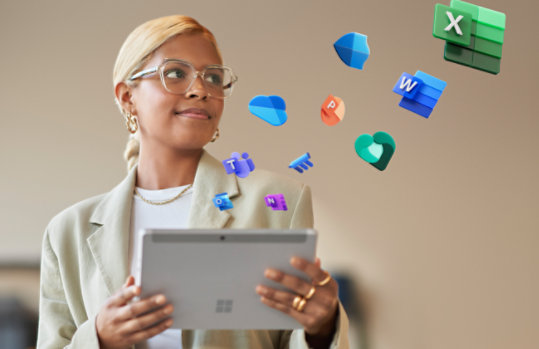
{"left": 264, "top": 194, "right": 288, "bottom": 211}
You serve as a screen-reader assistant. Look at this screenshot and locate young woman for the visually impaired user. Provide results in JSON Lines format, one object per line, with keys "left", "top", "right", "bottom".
{"left": 37, "top": 15, "right": 349, "bottom": 349}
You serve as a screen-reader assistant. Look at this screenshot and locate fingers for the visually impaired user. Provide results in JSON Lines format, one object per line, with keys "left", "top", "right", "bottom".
{"left": 128, "top": 317, "right": 174, "bottom": 344}
{"left": 121, "top": 302, "right": 174, "bottom": 334}
{"left": 124, "top": 275, "right": 135, "bottom": 287}
{"left": 116, "top": 294, "right": 169, "bottom": 321}
{"left": 97, "top": 278, "right": 173, "bottom": 348}
{"left": 256, "top": 284, "right": 329, "bottom": 314}
{"left": 259, "top": 295, "right": 309, "bottom": 321}
{"left": 259, "top": 257, "right": 339, "bottom": 335}
{"left": 264, "top": 268, "right": 313, "bottom": 296}
{"left": 256, "top": 285, "right": 296, "bottom": 307}
{"left": 108, "top": 283, "right": 140, "bottom": 308}
{"left": 315, "top": 257, "right": 321, "bottom": 268}
{"left": 291, "top": 257, "right": 335, "bottom": 287}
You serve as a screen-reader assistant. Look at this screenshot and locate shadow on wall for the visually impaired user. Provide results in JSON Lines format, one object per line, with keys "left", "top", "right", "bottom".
{"left": 0, "top": 297, "right": 37, "bottom": 349}
{"left": 333, "top": 271, "right": 369, "bottom": 349}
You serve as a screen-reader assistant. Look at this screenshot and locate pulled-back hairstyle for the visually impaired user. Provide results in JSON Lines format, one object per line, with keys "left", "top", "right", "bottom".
{"left": 112, "top": 15, "right": 222, "bottom": 171}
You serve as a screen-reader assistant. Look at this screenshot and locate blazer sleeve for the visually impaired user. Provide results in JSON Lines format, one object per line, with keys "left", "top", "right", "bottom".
{"left": 281, "top": 184, "right": 351, "bottom": 348}
{"left": 37, "top": 228, "right": 101, "bottom": 349}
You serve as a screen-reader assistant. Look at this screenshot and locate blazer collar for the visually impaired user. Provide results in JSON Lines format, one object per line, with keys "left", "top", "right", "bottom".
{"left": 87, "top": 149, "right": 239, "bottom": 295}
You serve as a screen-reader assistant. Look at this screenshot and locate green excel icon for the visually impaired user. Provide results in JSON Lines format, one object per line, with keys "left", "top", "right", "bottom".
{"left": 354, "top": 132, "right": 396, "bottom": 171}
{"left": 433, "top": 0, "right": 506, "bottom": 74}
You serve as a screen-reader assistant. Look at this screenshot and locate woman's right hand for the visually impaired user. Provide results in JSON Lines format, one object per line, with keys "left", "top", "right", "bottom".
{"left": 96, "top": 275, "right": 174, "bottom": 349}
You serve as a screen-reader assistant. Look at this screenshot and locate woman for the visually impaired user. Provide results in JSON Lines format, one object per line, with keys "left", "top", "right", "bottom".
{"left": 37, "top": 15, "right": 349, "bottom": 349}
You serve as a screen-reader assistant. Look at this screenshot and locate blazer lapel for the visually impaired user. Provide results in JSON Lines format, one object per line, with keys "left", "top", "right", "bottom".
{"left": 187, "top": 150, "right": 239, "bottom": 229}
{"left": 87, "top": 167, "right": 137, "bottom": 296}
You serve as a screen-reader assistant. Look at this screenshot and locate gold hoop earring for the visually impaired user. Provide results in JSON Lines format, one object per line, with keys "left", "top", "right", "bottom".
{"left": 210, "top": 128, "right": 220, "bottom": 142}
{"left": 125, "top": 111, "right": 138, "bottom": 134}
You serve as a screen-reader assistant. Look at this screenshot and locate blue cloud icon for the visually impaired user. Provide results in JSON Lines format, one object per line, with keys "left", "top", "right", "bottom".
{"left": 248, "top": 95, "right": 288, "bottom": 126}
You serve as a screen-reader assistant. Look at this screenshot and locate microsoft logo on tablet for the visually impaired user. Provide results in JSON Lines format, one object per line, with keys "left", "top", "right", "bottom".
{"left": 216, "top": 299, "right": 233, "bottom": 313}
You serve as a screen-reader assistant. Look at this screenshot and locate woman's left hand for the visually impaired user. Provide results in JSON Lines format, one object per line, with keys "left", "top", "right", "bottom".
{"left": 256, "top": 257, "right": 339, "bottom": 338}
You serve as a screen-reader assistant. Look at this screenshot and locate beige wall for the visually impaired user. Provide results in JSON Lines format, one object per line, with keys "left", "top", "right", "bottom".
{"left": 1, "top": 0, "right": 537, "bottom": 348}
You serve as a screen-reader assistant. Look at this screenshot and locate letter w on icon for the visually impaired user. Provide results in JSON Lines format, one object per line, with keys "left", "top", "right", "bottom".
{"left": 399, "top": 77, "right": 418, "bottom": 92}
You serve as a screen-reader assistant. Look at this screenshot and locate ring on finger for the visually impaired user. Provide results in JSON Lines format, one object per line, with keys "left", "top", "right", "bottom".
{"left": 292, "top": 295, "right": 303, "bottom": 309}
{"left": 314, "top": 271, "right": 332, "bottom": 286}
{"left": 297, "top": 298, "right": 307, "bottom": 312}
{"left": 304, "top": 286, "right": 316, "bottom": 300}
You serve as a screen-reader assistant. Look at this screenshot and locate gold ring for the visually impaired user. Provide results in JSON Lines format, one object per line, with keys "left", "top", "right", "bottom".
{"left": 314, "top": 271, "right": 331, "bottom": 286}
{"left": 304, "top": 286, "right": 316, "bottom": 300}
{"left": 292, "top": 295, "right": 302, "bottom": 309}
{"left": 297, "top": 298, "right": 307, "bottom": 312}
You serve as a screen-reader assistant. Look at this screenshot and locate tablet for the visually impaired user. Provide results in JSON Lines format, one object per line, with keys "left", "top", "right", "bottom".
{"left": 136, "top": 228, "right": 317, "bottom": 330}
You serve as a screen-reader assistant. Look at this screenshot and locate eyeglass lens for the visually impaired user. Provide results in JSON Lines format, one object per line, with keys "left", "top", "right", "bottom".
{"left": 161, "top": 61, "right": 234, "bottom": 97}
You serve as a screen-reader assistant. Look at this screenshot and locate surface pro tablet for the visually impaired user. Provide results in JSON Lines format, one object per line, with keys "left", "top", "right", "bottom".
{"left": 136, "top": 228, "right": 317, "bottom": 330}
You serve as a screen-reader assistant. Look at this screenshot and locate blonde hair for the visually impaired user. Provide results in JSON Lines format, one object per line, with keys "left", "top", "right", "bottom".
{"left": 113, "top": 15, "right": 222, "bottom": 171}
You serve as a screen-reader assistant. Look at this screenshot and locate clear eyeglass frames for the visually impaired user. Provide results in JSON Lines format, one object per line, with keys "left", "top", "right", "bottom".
{"left": 128, "top": 59, "right": 238, "bottom": 99}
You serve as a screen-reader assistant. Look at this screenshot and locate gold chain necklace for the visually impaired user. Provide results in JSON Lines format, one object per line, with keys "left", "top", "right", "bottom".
{"left": 134, "top": 184, "right": 193, "bottom": 206}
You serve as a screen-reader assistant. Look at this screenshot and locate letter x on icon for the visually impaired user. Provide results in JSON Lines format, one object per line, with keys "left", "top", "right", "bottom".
{"left": 445, "top": 11, "right": 464, "bottom": 36}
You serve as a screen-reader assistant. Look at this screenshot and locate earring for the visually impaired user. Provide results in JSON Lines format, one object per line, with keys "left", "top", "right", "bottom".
{"left": 125, "top": 111, "right": 138, "bottom": 134}
{"left": 210, "top": 128, "right": 220, "bottom": 142}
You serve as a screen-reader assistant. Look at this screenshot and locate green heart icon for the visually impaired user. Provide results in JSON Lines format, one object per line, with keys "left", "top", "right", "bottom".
{"left": 354, "top": 131, "right": 396, "bottom": 171}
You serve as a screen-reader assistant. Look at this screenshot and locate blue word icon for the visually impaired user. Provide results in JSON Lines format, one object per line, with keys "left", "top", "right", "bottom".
{"left": 289, "top": 153, "right": 313, "bottom": 173}
{"left": 213, "top": 192, "right": 233, "bottom": 211}
{"left": 248, "top": 95, "right": 288, "bottom": 126}
{"left": 222, "top": 152, "right": 255, "bottom": 178}
{"left": 392, "top": 70, "right": 447, "bottom": 118}
{"left": 333, "top": 32, "right": 370, "bottom": 70}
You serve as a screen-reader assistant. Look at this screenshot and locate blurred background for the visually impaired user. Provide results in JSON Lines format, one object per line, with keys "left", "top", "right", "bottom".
{"left": 1, "top": 0, "right": 537, "bottom": 348}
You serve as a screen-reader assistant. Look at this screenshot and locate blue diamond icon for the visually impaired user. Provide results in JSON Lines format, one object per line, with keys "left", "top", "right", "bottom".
{"left": 334, "top": 32, "right": 370, "bottom": 70}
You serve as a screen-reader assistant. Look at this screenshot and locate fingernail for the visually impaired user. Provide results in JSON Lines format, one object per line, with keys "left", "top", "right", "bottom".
{"left": 265, "top": 269, "right": 278, "bottom": 279}
{"left": 163, "top": 305, "right": 173, "bottom": 314}
{"left": 291, "top": 257, "right": 301, "bottom": 266}
{"left": 155, "top": 295, "right": 166, "bottom": 305}
{"left": 256, "top": 285, "right": 267, "bottom": 295}
{"left": 165, "top": 319, "right": 173, "bottom": 326}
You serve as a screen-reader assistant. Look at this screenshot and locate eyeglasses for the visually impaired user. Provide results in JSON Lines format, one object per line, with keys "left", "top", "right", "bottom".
{"left": 128, "top": 58, "right": 238, "bottom": 99}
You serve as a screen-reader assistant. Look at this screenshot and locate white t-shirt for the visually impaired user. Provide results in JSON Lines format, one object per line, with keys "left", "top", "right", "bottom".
{"left": 129, "top": 184, "right": 193, "bottom": 349}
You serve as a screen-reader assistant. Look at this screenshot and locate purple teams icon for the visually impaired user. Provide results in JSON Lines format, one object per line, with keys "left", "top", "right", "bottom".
{"left": 222, "top": 152, "right": 255, "bottom": 178}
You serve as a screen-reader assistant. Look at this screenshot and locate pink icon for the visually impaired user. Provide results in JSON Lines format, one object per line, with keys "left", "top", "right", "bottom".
{"left": 264, "top": 194, "right": 288, "bottom": 211}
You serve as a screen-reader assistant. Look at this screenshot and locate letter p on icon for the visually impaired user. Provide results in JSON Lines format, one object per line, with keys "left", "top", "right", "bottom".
{"left": 327, "top": 100, "right": 336, "bottom": 109}
{"left": 321, "top": 94, "right": 345, "bottom": 126}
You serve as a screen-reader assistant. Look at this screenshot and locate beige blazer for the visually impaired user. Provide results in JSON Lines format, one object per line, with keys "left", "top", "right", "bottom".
{"left": 37, "top": 150, "right": 349, "bottom": 348}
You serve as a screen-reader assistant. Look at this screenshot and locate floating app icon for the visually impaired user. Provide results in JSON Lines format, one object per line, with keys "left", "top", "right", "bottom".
{"left": 264, "top": 194, "right": 288, "bottom": 211}
{"left": 355, "top": 132, "right": 395, "bottom": 171}
{"left": 433, "top": 0, "right": 506, "bottom": 74}
{"left": 333, "top": 32, "right": 370, "bottom": 70}
{"left": 392, "top": 71, "right": 447, "bottom": 118}
{"left": 321, "top": 95, "right": 345, "bottom": 126}
{"left": 433, "top": 3, "right": 473, "bottom": 46}
{"left": 248, "top": 95, "right": 288, "bottom": 126}
{"left": 289, "top": 153, "right": 313, "bottom": 173}
{"left": 222, "top": 152, "right": 255, "bottom": 178}
{"left": 213, "top": 192, "right": 233, "bottom": 211}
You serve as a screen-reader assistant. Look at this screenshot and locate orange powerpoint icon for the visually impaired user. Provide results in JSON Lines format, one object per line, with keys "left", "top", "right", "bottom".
{"left": 321, "top": 94, "right": 345, "bottom": 126}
